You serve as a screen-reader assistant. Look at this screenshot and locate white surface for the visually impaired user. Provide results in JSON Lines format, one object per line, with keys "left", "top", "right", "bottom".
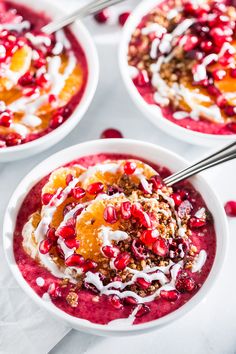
{"left": 1, "top": 0, "right": 236, "bottom": 353}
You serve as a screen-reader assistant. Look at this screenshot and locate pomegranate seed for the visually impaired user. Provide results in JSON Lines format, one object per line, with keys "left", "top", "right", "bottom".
{"left": 65, "top": 173, "right": 73, "bottom": 185}
{"left": 39, "top": 239, "right": 52, "bottom": 254}
{"left": 230, "top": 68, "right": 236, "bottom": 78}
{"left": 22, "top": 86, "right": 39, "bottom": 97}
{"left": 120, "top": 201, "right": 132, "bottom": 219}
{"left": 124, "top": 161, "right": 136, "bottom": 175}
{"left": 50, "top": 114, "right": 64, "bottom": 129}
{"left": 56, "top": 225, "right": 75, "bottom": 239}
{"left": 216, "top": 94, "right": 227, "bottom": 109}
{"left": 207, "top": 84, "right": 220, "bottom": 96}
{"left": 5, "top": 132, "right": 22, "bottom": 146}
{"left": 109, "top": 295, "right": 123, "bottom": 309}
{"left": 136, "top": 304, "right": 150, "bottom": 318}
{"left": 224, "top": 200, "right": 236, "bottom": 216}
{"left": 149, "top": 175, "right": 163, "bottom": 191}
{"left": 138, "top": 210, "right": 152, "bottom": 228}
{"left": 42, "top": 193, "right": 53, "bottom": 205}
{"left": 72, "top": 186, "right": 86, "bottom": 200}
{"left": 36, "top": 73, "right": 49, "bottom": 87}
{"left": 227, "top": 122, "right": 236, "bottom": 133}
{"left": 18, "top": 71, "right": 34, "bottom": 86}
{"left": 176, "top": 273, "right": 196, "bottom": 293}
{"left": 48, "top": 94, "right": 57, "bottom": 104}
{"left": 133, "top": 70, "right": 149, "bottom": 87}
{"left": 103, "top": 205, "right": 118, "bottom": 224}
{"left": 124, "top": 296, "right": 137, "bottom": 305}
{"left": 82, "top": 259, "right": 98, "bottom": 272}
{"left": 212, "top": 69, "right": 226, "bottom": 81}
{"left": 65, "top": 254, "right": 85, "bottom": 267}
{"left": 64, "top": 238, "right": 80, "bottom": 249}
{"left": 189, "top": 217, "right": 206, "bottom": 228}
{"left": 102, "top": 245, "right": 120, "bottom": 258}
{"left": 160, "top": 290, "right": 179, "bottom": 302}
{"left": 183, "top": 35, "right": 198, "bottom": 51}
{"left": 46, "top": 227, "right": 57, "bottom": 243}
{"left": 34, "top": 57, "right": 46, "bottom": 68}
{"left": 94, "top": 9, "right": 109, "bottom": 23}
{"left": 114, "top": 252, "right": 130, "bottom": 270}
{"left": 224, "top": 105, "right": 236, "bottom": 117}
{"left": 136, "top": 278, "right": 151, "bottom": 290}
{"left": 131, "top": 239, "right": 148, "bottom": 260}
{"left": 200, "top": 40, "right": 213, "bottom": 52}
{"left": 100, "top": 128, "right": 123, "bottom": 139}
{"left": 0, "top": 112, "right": 12, "bottom": 127}
{"left": 140, "top": 229, "right": 159, "bottom": 245}
{"left": 87, "top": 182, "right": 104, "bottom": 195}
{"left": 131, "top": 203, "right": 142, "bottom": 218}
{"left": 118, "top": 12, "right": 130, "bottom": 26}
{"left": 152, "top": 238, "right": 168, "bottom": 257}
{"left": 48, "top": 282, "right": 61, "bottom": 298}
{"left": 171, "top": 193, "right": 182, "bottom": 207}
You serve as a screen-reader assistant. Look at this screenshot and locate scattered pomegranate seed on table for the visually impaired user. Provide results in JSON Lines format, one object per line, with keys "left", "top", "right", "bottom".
{"left": 94, "top": 9, "right": 110, "bottom": 24}
{"left": 224, "top": 201, "right": 236, "bottom": 217}
{"left": 100, "top": 128, "right": 123, "bottom": 139}
{"left": 118, "top": 12, "right": 130, "bottom": 26}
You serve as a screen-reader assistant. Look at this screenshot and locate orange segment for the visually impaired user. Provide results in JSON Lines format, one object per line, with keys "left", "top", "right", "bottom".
{"left": 75, "top": 197, "right": 124, "bottom": 262}
{"left": 59, "top": 63, "right": 84, "bottom": 105}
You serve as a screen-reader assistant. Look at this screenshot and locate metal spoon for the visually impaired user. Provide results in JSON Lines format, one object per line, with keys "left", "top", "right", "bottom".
{"left": 164, "top": 141, "right": 236, "bottom": 186}
{"left": 42, "top": 0, "right": 125, "bottom": 35}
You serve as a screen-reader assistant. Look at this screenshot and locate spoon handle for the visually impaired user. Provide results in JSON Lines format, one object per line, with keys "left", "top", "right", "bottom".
{"left": 42, "top": 0, "right": 125, "bottom": 34}
{"left": 164, "top": 141, "right": 236, "bottom": 186}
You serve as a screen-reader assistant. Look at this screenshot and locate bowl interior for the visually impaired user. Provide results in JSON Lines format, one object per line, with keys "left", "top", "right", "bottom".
{"left": 3, "top": 139, "right": 228, "bottom": 335}
{"left": 0, "top": 0, "right": 99, "bottom": 160}
{"left": 119, "top": 0, "right": 236, "bottom": 146}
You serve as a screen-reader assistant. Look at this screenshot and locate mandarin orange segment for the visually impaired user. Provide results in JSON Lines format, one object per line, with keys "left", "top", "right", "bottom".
{"left": 59, "top": 63, "right": 84, "bottom": 105}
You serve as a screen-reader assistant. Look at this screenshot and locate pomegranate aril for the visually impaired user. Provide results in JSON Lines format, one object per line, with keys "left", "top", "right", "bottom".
{"left": 87, "top": 182, "right": 104, "bottom": 195}
{"left": 189, "top": 217, "right": 206, "bottom": 228}
{"left": 124, "top": 296, "right": 137, "bottom": 305}
{"left": 64, "top": 238, "right": 80, "bottom": 249}
{"left": 39, "top": 239, "right": 52, "bottom": 254}
{"left": 176, "top": 273, "right": 196, "bottom": 293}
{"left": 200, "top": 40, "right": 213, "bottom": 52}
{"left": 160, "top": 290, "right": 179, "bottom": 302}
{"left": 48, "top": 282, "right": 61, "bottom": 299}
{"left": 18, "top": 71, "right": 34, "bottom": 86}
{"left": 94, "top": 9, "right": 109, "bottom": 23}
{"left": 216, "top": 94, "right": 227, "bottom": 109}
{"left": 140, "top": 229, "right": 159, "bottom": 245}
{"left": 138, "top": 210, "right": 151, "bottom": 228}
{"left": 149, "top": 175, "right": 163, "bottom": 191}
{"left": 224, "top": 105, "right": 236, "bottom": 117}
{"left": 42, "top": 193, "right": 53, "bottom": 205}
{"left": 109, "top": 295, "right": 123, "bottom": 309}
{"left": 212, "top": 69, "right": 226, "bottom": 81}
{"left": 72, "top": 186, "right": 86, "bottom": 200}
{"left": 36, "top": 73, "right": 49, "bottom": 87}
{"left": 34, "top": 56, "right": 46, "bottom": 69}
{"left": 136, "top": 304, "right": 150, "bottom": 318}
{"left": 121, "top": 201, "right": 132, "bottom": 219}
{"left": 65, "top": 254, "right": 85, "bottom": 267}
{"left": 5, "top": 132, "right": 22, "bottom": 146}
{"left": 136, "top": 278, "right": 151, "bottom": 290}
{"left": 124, "top": 161, "right": 136, "bottom": 175}
{"left": 0, "top": 112, "right": 12, "bottom": 127}
{"left": 22, "top": 86, "right": 39, "bottom": 97}
{"left": 100, "top": 128, "right": 123, "bottom": 139}
{"left": 152, "top": 238, "right": 168, "bottom": 257}
{"left": 171, "top": 193, "right": 182, "bottom": 207}
{"left": 227, "top": 122, "right": 236, "bottom": 133}
{"left": 183, "top": 35, "right": 198, "bottom": 51}
{"left": 82, "top": 260, "right": 98, "bottom": 272}
{"left": 56, "top": 225, "right": 75, "bottom": 239}
{"left": 230, "top": 68, "right": 236, "bottom": 78}
{"left": 102, "top": 245, "right": 120, "bottom": 258}
{"left": 131, "top": 239, "right": 148, "bottom": 260}
{"left": 46, "top": 227, "right": 57, "bottom": 243}
{"left": 224, "top": 200, "right": 236, "bottom": 217}
{"left": 118, "top": 12, "right": 130, "bottom": 26}
{"left": 104, "top": 205, "right": 118, "bottom": 224}
{"left": 114, "top": 252, "right": 130, "bottom": 270}
{"left": 65, "top": 173, "right": 73, "bottom": 185}
{"left": 50, "top": 114, "right": 64, "bottom": 129}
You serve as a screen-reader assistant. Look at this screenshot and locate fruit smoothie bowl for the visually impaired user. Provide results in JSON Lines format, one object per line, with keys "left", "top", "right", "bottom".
{"left": 3, "top": 139, "right": 228, "bottom": 336}
{"left": 0, "top": 0, "right": 98, "bottom": 162}
{"left": 119, "top": 0, "right": 236, "bottom": 146}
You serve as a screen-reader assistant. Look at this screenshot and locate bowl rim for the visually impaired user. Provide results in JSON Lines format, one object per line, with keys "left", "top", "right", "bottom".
{"left": 3, "top": 138, "right": 228, "bottom": 334}
{"left": 0, "top": 0, "right": 99, "bottom": 157}
{"left": 118, "top": 0, "right": 236, "bottom": 144}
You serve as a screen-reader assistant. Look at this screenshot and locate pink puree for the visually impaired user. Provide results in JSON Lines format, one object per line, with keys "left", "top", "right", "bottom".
{"left": 2, "top": 1, "right": 88, "bottom": 143}
{"left": 14, "top": 154, "right": 216, "bottom": 325}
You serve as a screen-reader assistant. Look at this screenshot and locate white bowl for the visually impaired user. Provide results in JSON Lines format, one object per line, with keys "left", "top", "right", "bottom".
{"left": 119, "top": 0, "right": 236, "bottom": 147}
{"left": 3, "top": 139, "right": 228, "bottom": 336}
{"left": 0, "top": 0, "right": 99, "bottom": 162}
